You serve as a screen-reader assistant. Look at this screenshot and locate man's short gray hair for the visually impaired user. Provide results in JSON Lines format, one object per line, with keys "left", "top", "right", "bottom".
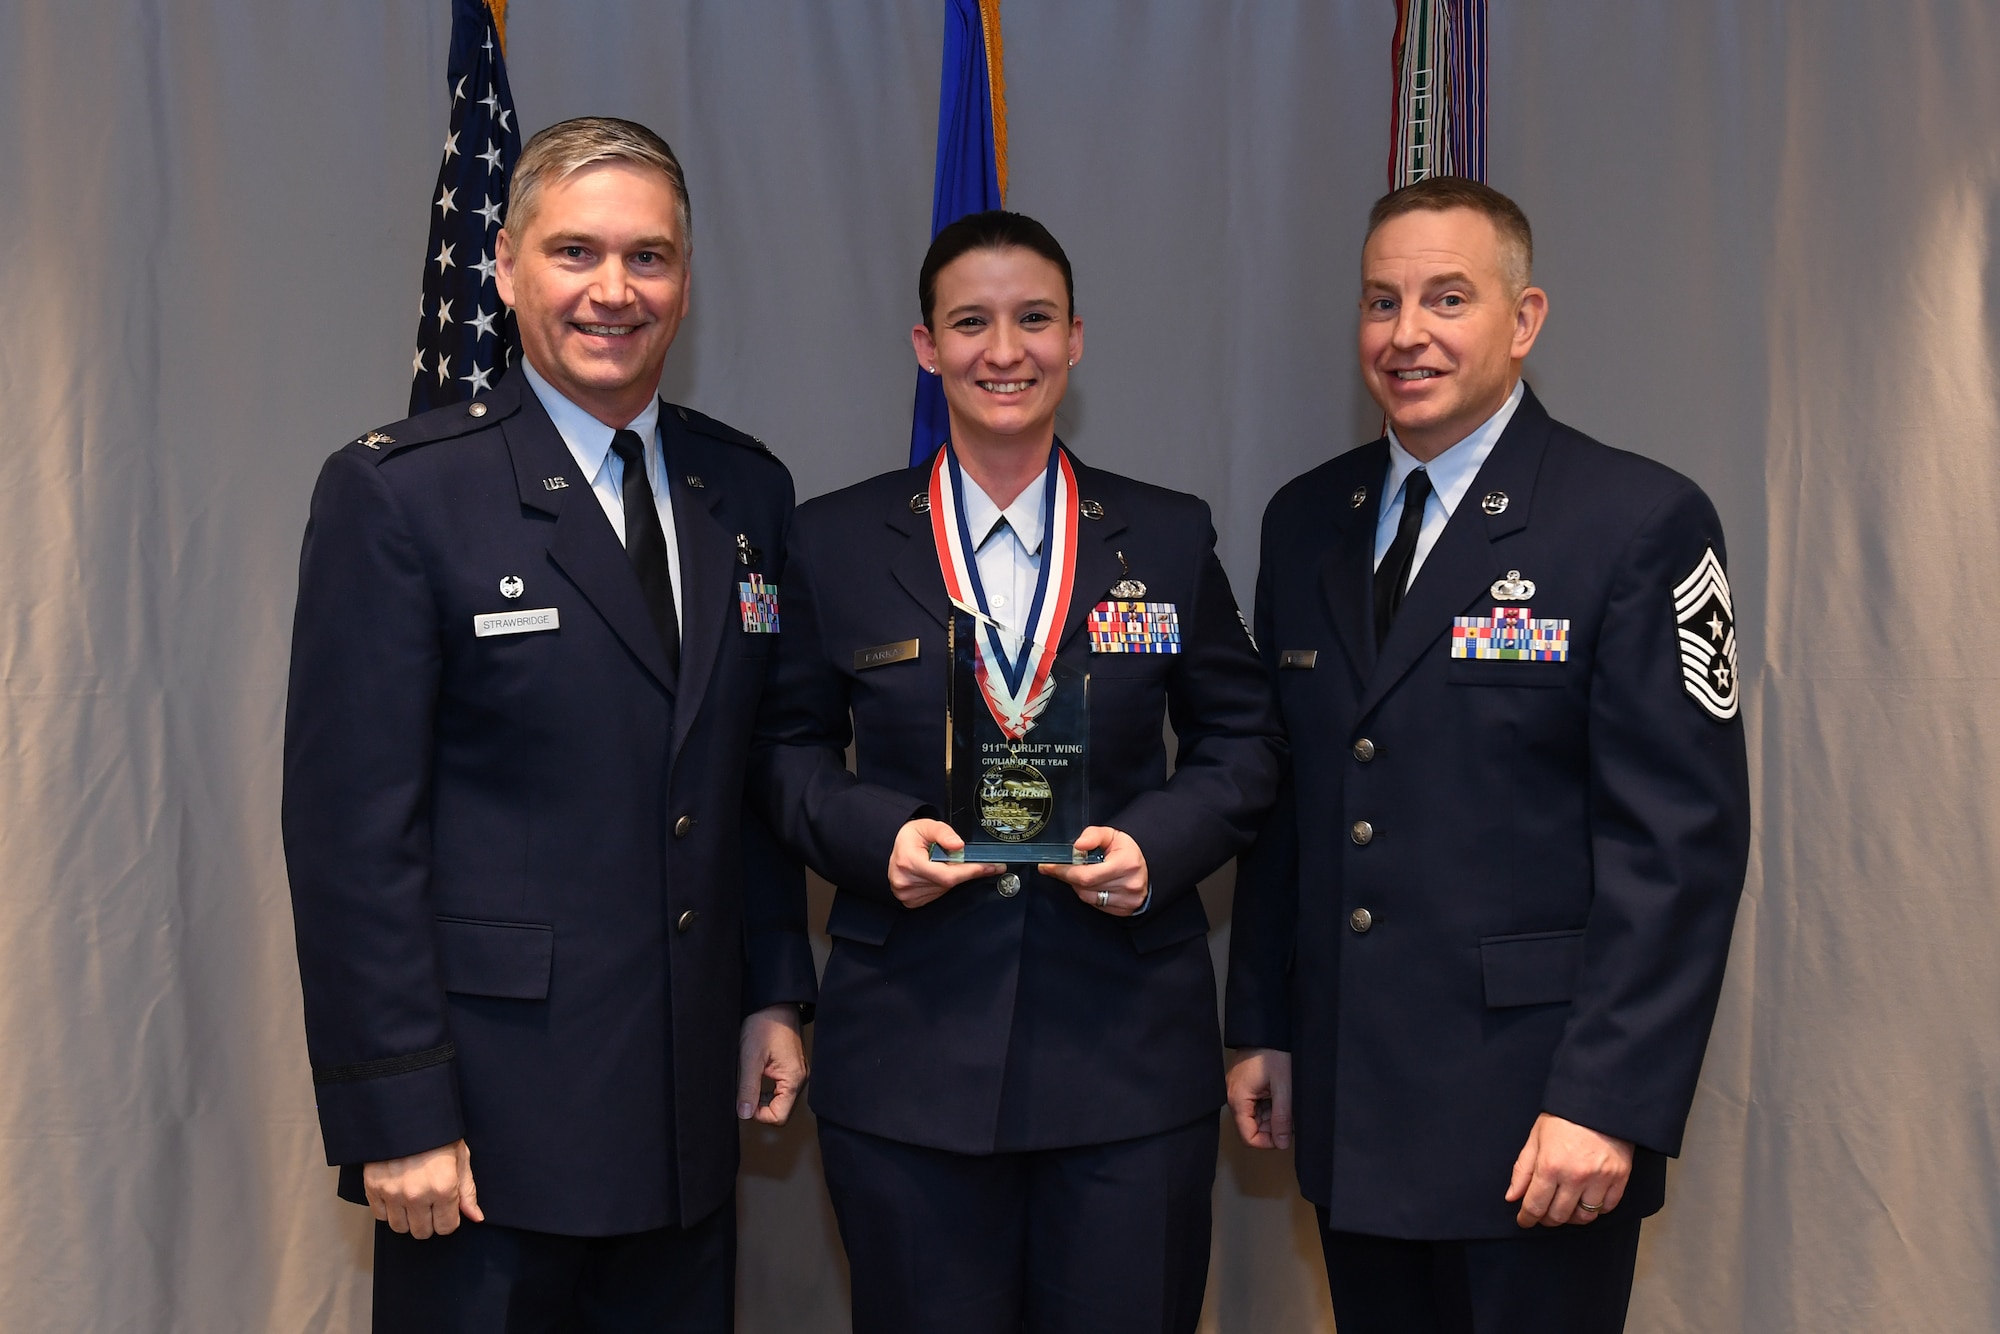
{"left": 1366, "top": 176, "right": 1533, "bottom": 296}
{"left": 506, "top": 116, "right": 692, "bottom": 249}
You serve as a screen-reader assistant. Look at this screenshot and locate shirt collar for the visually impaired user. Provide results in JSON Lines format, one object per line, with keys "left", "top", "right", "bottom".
{"left": 959, "top": 451, "right": 1051, "bottom": 558}
{"left": 1383, "top": 378, "right": 1525, "bottom": 516}
{"left": 521, "top": 359, "right": 662, "bottom": 482}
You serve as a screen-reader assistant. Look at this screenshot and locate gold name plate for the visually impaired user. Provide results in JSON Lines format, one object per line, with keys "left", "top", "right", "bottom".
{"left": 854, "top": 638, "right": 920, "bottom": 671}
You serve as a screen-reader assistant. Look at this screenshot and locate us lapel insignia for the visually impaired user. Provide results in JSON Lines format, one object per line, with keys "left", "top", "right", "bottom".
{"left": 684, "top": 474, "right": 705, "bottom": 489}
{"left": 1088, "top": 601, "right": 1181, "bottom": 654}
{"left": 1489, "top": 569, "right": 1536, "bottom": 601}
{"left": 909, "top": 492, "right": 931, "bottom": 514}
{"left": 1673, "top": 547, "right": 1738, "bottom": 720}
{"left": 1451, "top": 606, "right": 1569, "bottom": 661}
{"left": 1481, "top": 491, "right": 1510, "bottom": 516}
{"left": 1350, "top": 486, "right": 1368, "bottom": 509}
{"left": 543, "top": 476, "right": 569, "bottom": 490}
{"left": 1079, "top": 499, "right": 1105, "bottom": 520}
{"left": 738, "top": 572, "right": 781, "bottom": 633}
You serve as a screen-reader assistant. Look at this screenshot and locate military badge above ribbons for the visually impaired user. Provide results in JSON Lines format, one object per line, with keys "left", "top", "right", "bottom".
{"left": 1674, "top": 547, "right": 1739, "bottom": 719}
{"left": 928, "top": 445, "right": 1102, "bottom": 866}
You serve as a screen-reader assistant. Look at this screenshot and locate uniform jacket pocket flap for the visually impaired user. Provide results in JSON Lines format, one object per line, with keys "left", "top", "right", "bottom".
{"left": 1129, "top": 893, "right": 1211, "bottom": 955}
{"left": 1447, "top": 658, "right": 1569, "bottom": 687}
{"left": 435, "top": 917, "right": 554, "bottom": 999}
{"left": 826, "top": 890, "right": 896, "bottom": 947}
{"left": 1479, "top": 929, "right": 1585, "bottom": 1008}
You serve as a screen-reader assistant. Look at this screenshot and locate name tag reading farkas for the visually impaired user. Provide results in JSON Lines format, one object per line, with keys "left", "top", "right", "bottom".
{"left": 474, "top": 607, "right": 560, "bottom": 637}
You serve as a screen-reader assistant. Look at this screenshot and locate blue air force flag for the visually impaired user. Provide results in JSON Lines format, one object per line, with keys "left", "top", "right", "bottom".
{"left": 909, "top": 0, "right": 1008, "bottom": 465}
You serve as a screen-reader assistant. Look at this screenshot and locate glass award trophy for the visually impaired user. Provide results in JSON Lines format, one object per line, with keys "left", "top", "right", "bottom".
{"left": 930, "top": 609, "right": 1103, "bottom": 865}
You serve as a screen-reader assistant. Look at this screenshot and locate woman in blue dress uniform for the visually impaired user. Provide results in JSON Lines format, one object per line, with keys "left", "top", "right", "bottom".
{"left": 751, "top": 212, "right": 1282, "bottom": 1333}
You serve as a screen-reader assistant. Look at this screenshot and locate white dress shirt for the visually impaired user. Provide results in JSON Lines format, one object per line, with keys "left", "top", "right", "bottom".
{"left": 1373, "top": 379, "right": 1525, "bottom": 589}
{"left": 959, "top": 461, "right": 1050, "bottom": 655}
{"left": 521, "top": 360, "right": 683, "bottom": 634}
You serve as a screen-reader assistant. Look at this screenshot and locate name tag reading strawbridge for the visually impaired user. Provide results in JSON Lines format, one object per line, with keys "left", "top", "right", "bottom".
{"left": 474, "top": 607, "right": 560, "bottom": 637}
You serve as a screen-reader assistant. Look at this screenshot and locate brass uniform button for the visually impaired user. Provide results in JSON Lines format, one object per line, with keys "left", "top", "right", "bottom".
{"left": 1349, "top": 908, "right": 1374, "bottom": 934}
{"left": 997, "top": 872, "right": 1021, "bottom": 898}
{"left": 1350, "top": 820, "right": 1374, "bottom": 846}
{"left": 468, "top": 402, "right": 488, "bottom": 418}
{"left": 1352, "top": 738, "right": 1376, "bottom": 762}
{"left": 674, "top": 815, "right": 696, "bottom": 837}
{"left": 676, "top": 910, "right": 699, "bottom": 933}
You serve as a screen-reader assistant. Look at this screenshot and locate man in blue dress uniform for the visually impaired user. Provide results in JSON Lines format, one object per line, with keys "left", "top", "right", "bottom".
{"left": 282, "top": 118, "right": 814, "bottom": 1331}
{"left": 1226, "top": 177, "right": 1750, "bottom": 1333}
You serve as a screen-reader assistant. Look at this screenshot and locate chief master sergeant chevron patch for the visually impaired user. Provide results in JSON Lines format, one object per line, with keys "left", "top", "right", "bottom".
{"left": 1674, "top": 547, "right": 1739, "bottom": 720}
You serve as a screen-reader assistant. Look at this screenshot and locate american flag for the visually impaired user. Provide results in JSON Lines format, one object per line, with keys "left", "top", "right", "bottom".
{"left": 409, "top": 0, "right": 522, "bottom": 414}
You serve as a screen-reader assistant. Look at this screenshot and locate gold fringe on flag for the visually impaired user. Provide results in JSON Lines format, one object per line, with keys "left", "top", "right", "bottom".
{"left": 978, "top": 0, "right": 1008, "bottom": 204}
{"left": 485, "top": 0, "right": 508, "bottom": 53}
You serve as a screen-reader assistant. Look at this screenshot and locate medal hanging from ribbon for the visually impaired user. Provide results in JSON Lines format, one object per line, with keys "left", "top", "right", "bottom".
{"left": 929, "top": 444, "right": 1080, "bottom": 739}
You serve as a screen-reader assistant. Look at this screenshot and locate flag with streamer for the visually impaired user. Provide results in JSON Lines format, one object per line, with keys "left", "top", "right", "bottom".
{"left": 409, "top": 0, "right": 522, "bottom": 414}
{"left": 910, "top": 0, "right": 1008, "bottom": 466}
{"left": 1388, "top": 0, "right": 1486, "bottom": 187}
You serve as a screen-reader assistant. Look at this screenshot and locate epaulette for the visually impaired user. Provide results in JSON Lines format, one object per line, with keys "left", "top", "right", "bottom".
{"left": 345, "top": 393, "right": 511, "bottom": 463}
{"left": 668, "top": 402, "right": 776, "bottom": 457}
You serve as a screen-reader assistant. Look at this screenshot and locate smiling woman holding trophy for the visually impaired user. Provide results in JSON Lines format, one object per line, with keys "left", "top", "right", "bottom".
{"left": 751, "top": 211, "right": 1282, "bottom": 1333}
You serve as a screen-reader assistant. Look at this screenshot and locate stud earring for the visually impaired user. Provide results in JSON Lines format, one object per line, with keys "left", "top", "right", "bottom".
{"left": 1068, "top": 358, "right": 1076, "bottom": 366}
{"left": 927, "top": 365, "right": 938, "bottom": 375}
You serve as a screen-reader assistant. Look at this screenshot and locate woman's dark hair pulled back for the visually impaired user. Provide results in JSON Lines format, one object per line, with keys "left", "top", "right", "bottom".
{"left": 918, "top": 210, "right": 1075, "bottom": 328}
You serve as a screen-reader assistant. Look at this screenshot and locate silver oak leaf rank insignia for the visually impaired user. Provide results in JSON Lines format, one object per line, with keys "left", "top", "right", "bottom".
{"left": 1674, "top": 547, "right": 1739, "bottom": 720}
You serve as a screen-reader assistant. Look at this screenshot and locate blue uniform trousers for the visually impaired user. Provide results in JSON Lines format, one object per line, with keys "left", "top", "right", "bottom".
{"left": 819, "top": 1115, "right": 1218, "bottom": 1334}
{"left": 1319, "top": 1212, "right": 1642, "bottom": 1334}
{"left": 370, "top": 1196, "right": 733, "bottom": 1334}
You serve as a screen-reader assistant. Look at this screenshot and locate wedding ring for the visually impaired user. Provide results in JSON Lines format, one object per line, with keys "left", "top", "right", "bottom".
{"left": 1577, "top": 1202, "right": 1602, "bottom": 1214}
{"left": 1097, "top": 890, "right": 1111, "bottom": 908}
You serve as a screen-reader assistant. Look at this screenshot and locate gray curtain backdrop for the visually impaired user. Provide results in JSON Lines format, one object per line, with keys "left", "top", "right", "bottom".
{"left": 0, "top": 1, "right": 1992, "bottom": 1328}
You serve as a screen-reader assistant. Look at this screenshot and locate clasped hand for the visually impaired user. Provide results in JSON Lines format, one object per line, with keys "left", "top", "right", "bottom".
{"left": 1505, "top": 1111, "right": 1633, "bottom": 1227}
{"left": 888, "top": 820, "right": 1148, "bottom": 915}
{"left": 363, "top": 1138, "right": 481, "bottom": 1239}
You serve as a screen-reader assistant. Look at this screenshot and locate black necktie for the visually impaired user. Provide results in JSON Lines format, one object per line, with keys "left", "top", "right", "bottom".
{"left": 609, "top": 429, "right": 680, "bottom": 677}
{"left": 1373, "top": 467, "right": 1432, "bottom": 646}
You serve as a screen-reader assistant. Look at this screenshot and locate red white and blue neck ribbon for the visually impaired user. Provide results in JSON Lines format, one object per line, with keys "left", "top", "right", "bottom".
{"left": 929, "top": 442, "right": 1079, "bottom": 739}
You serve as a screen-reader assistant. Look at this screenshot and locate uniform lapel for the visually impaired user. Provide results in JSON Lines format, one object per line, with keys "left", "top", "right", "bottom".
{"left": 504, "top": 379, "right": 676, "bottom": 694}
{"left": 1318, "top": 442, "right": 1390, "bottom": 681}
{"left": 887, "top": 468, "right": 951, "bottom": 628}
{"left": 1058, "top": 454, "right": 1129, "bottom": 652}
{"left": 665, "top": 412, "right": 735, "bottom": 758}
{"left": 1356, "top": 389, "right": 1549, "bottom": 719}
